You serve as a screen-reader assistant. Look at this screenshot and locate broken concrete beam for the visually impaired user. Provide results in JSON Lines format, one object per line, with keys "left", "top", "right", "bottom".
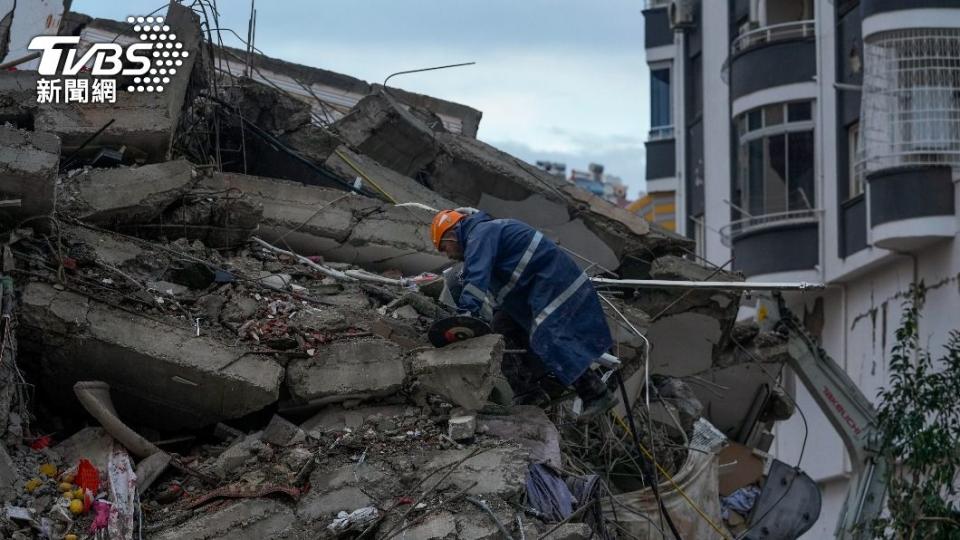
{"left": 58, "top": 160, "right": 195, "bottom": 226}
{"left": 202, "top": 172, "right": 448, "bottom": 274}
{"left": 324, "top": 145, "right": 456, "bottom": 209}
{"left": 152, "top": 499, "right": 295, "bottom": 540}
{"left": 334, "top": 92, "right": 440, "bottom": 177}
{"left": 285, "top": 339, "right": 404, "bottom": 404}
{"left": 0, "top": 124, "right": 59, "bottom": 230}
{"left": 296, "top": 463, "right": 385, "bottom": 521}
{"left": 18, "top": 282, "right": 284, "bottom": 429}
{"left": 411, "top": 334, "right": 504, "bottom": 410}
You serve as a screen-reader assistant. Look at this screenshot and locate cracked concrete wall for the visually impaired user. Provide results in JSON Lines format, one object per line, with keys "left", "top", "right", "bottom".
{"left": 0, "top": 124, "right": 59, "bottom": 229}
{"left": 18, "top": 282, "right": 284, "bottom": 429}
{"left": 202, "top": 172, "right": 449, "bottom": 273}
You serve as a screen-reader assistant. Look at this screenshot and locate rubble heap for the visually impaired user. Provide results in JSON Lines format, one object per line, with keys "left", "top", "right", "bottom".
{"left": 0, "top": 2, "right": 797, "bottom": 539}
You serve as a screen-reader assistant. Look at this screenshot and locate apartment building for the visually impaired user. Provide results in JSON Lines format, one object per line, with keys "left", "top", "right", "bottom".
{"left": 643, "top": 0, "right": 960, "bottom": 536}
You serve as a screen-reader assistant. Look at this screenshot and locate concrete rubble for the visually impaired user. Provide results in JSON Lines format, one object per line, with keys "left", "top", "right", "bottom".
{"left": 0, "top": 3, "right": 802, "bottom": 538}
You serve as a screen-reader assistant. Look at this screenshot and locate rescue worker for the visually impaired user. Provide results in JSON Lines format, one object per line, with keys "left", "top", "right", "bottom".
{"left": 431, "top": 208, "right": 617, "bottom": 419}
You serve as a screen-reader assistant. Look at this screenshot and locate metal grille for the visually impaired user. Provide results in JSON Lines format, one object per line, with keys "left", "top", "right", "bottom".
{"left": 860, "top": 28, "right": 960, "bottom": 178}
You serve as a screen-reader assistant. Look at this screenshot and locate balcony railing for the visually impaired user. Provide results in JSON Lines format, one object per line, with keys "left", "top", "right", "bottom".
{"left": 648, "top": 125, "right": 675, "bottom": 141}
{"left": 731, "top": 20, "right": 815, "bottom": 55}
{"left": 719, "top": 208, "right": 822, "bottom": 247}
{"left": 645, "top": 0, "right": 670, "bottom": 8}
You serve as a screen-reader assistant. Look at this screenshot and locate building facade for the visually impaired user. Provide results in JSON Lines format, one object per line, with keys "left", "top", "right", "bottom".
{"left": 643, "top": 0, "right": 960, "bottom": 536}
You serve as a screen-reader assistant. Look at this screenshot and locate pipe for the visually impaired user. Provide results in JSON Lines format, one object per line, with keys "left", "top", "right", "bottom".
{"left": 591, "top": 278, "right": 824, "bottom": 291}
{"left": 73, "top": 381, "right": 163, "bottom": 459}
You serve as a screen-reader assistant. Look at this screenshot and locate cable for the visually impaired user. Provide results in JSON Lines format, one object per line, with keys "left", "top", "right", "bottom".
{"left": 333, "top": 149, "right": 398, "bottom": 204}
{"left": 614, "top": 370, "right": 684, "bottom": 540}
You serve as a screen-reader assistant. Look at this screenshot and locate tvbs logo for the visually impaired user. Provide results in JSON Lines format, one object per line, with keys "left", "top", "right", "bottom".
{"left": 28, "top": 15, "right": 188, "bottom": 104}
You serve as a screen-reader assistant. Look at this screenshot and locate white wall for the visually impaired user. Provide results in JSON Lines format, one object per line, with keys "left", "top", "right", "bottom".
{"left": 701, "top": 0, "right": 733, "bottom": 267}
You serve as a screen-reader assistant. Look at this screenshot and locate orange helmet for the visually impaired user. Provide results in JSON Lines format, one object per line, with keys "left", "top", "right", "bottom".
{"left": 431, "top": 210, "right": 465, "bottom": 249}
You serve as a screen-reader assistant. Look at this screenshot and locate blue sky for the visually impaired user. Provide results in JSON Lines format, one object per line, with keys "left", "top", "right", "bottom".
{"left": 75, "top": 0, "right": 650, "bottom": 197}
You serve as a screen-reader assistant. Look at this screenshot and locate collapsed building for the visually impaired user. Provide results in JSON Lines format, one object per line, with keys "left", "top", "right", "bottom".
{"left": 0, "top": 2, "right": 803, "bottom": 538}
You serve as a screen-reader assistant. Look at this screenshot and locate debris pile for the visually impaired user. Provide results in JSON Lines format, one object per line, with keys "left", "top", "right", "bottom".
{"left": 0, "top": 2, "right": 800, "bottom": 538}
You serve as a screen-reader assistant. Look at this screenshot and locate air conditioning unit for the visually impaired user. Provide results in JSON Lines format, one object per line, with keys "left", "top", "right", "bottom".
{"left": 669, "top": 0, "right": 696, "bottom": 29}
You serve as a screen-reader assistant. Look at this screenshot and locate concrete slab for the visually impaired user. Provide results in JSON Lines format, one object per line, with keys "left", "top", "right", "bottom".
{"left": 152, "top": 499, "right": 295, "bottom": 540}
{"left": 18, "top": 282, "right": 284, "bottom": 429}
{"left": 296, "top": 463, "right": 385, "bottom": 520}
{"left": 417, "top": 446, "right": 528, "bottom": 498}
{"left": 647, "top": 312, "right": 722, "bottom": 377}
{"left": 479, "top": 406, "right": 562, "bottom": 468}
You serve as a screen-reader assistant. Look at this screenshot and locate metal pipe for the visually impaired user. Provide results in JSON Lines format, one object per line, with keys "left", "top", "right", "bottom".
{"left": 0, "top": 51, "right": 40, "bottom": 71}
{"left": 591, "top": 278, "right": 824, "bottom": 291}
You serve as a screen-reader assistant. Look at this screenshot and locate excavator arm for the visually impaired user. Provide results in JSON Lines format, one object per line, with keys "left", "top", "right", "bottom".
{"left": 765, "top": 293, "right": 887, "bottom": 539}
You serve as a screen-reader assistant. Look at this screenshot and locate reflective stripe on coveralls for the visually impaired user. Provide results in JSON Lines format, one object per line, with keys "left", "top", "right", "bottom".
{"left": 495, "top": 231, "right": 543, "bottom": 305}
{"left": 531, "top": 272, "right": 589, "bottom": 335}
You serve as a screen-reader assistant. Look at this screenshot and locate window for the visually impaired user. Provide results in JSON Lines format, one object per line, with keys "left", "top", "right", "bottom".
{"left": 650, "top": 67, "right": 672, "bottom": 135}
{"left": 735, "top": 101, "right": 816, "bottom": 218}
{"left": 848, "top": 122, "right": 863, "bottom": 198}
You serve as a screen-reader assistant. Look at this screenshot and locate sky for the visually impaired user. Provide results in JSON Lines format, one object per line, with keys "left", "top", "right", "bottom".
{"left": 75, "top": 0, "right": 651, "bottom": 198}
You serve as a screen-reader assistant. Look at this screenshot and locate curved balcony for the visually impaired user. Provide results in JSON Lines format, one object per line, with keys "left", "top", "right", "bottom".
{"left": 867, "top": 165, "right": 955, "bottom": 252}
{"left": 728, "top": 21, "right": 816, "bottom": 100}
{"left": 720, "top": 209, "right": 821, "bottom": 278}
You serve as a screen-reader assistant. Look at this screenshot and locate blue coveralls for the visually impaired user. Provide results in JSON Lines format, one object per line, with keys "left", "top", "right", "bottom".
{"left": 453, "top": 212, "right": 613, "bottom": 386}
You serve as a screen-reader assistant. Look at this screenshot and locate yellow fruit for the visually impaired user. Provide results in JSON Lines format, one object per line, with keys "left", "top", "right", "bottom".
{"left": 68, "top": 498, "right": 83, "bottom": 515}
{"left": 39, "top": 463, "right": 57, "bottom": 478}
{"left": 58, "top": 482, "right": 72, "bottom": 492}
{"left": 24, "top": 478, "right": 42, "bottom": 493}
{"left": 65, "top": 535, "right": 78, "bottom": 540}
{"left": 62, "top": 473, "right": 75, "bottom": 484}
{"left": 72, "top": 488, "right": 84, "bottom": 500}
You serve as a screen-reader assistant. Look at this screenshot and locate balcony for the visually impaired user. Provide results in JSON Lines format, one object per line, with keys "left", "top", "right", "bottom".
{"left": 858, "top": 28, "right": 960, "bottom": 251}
{"left": 731, "top": 21, "right": 815, "bottom": 55}
{"left": 728, "top": 21, "right": 816, "bottom": 100}
{"left": 720, "top": 209, "right": 821, "bottom": 278}
{"left": 648, "top": 125, "right": 674, "bottom": 141}
{"left": 645, "top": 0, "right": 670, "bottom": 8}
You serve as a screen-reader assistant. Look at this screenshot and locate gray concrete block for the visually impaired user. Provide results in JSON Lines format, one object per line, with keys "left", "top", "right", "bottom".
{"left": 411, "top": 334, "right": 504, "bottom": 410}
{"left": 333, "top": 92, "right": 440, "bottom": 177}
{"left": 417, "top": 446, "right": 528, "bottom": 498}
{"left": 285, "top": 339, "right": 404, "bottom": 403}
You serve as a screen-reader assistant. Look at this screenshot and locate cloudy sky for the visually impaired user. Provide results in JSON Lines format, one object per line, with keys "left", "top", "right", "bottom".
{"left": 77, "top": 0, "right": 651, "bottom": 197}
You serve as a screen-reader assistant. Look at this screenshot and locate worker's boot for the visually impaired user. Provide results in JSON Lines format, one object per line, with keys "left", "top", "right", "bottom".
{"left": 572, "top": 369, "right": 618, "bottom": 422}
